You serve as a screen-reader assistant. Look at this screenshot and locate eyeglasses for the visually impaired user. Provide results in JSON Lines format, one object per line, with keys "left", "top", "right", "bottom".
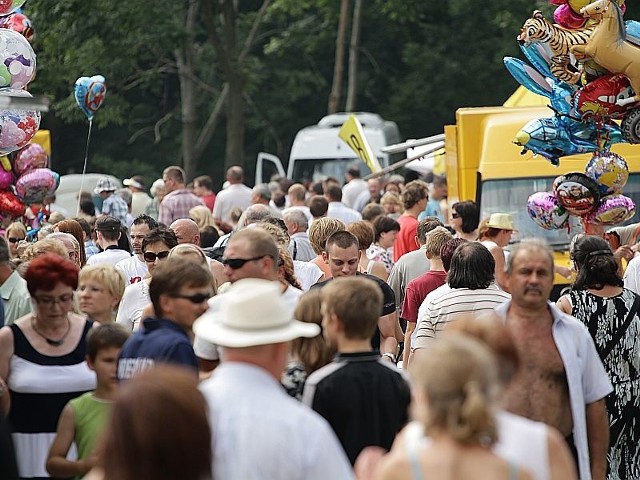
{"left": 451, "top": 213, "right": 460, "bottom": 219}
{"left": 221, "top": 255, "right": 267, "bottom": 269}
{"left": 8, "top": 237, "right": 24, "bottom": 243}
{"left": 143, "top": 251, "right": 171, "bottom": 262}
{"left": 34, "top": 294, "right": 75, "bottom": 306}
{"left": 170, "top": 292, "right": 212, "bottom": 304}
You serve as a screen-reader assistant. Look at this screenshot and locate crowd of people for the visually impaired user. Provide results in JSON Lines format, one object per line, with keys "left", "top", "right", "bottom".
{"left": 0, "top": 163, "right": 637, "bottom": 480}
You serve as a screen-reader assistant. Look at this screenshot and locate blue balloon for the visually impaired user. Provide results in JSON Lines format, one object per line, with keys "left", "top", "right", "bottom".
{"left": 74, "top": 75, "right": 106, "bottom": 121}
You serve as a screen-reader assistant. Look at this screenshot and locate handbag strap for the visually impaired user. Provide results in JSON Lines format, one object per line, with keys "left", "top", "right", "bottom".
{"left": 599, "top": 293, "right": 640, "bottom": 361}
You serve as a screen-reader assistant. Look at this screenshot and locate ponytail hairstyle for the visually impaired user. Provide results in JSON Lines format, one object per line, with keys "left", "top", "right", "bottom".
{"left": 410, "top": 335, "right": 498, "bottom": 446}
{"left": 570, "top": 235, "right": 622, "bottom": 291}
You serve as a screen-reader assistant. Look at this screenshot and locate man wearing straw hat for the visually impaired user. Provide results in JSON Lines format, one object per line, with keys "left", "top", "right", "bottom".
{"left": 194, "top": 279, "right": 354, "bottom": 480}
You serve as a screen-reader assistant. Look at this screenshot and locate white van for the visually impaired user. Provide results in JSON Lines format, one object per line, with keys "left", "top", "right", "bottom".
{"left": 255, "top": 112, "right": 401, "bottom": 184}
{"left": 56, "top": 174, "right": 122, "bottom": 215}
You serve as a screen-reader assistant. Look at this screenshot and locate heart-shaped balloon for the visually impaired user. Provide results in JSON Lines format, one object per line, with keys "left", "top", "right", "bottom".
{"left": 74, "top": 75, "right": 106, "bottom": 120}
{"left": 0, "top": 189, "right": 24, "bottom": 217}
{"left": 12, "top": 142, "right": 47, "bottom": 176}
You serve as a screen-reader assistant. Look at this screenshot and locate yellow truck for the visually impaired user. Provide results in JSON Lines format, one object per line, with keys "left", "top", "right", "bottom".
{"left": 445, "top": 105, "right": 640, "bottom": 298}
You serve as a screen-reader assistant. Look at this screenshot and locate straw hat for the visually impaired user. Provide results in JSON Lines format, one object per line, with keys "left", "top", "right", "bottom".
{"left": 193, "top": 279, "right": 319, "bottom": 348}
{"left": 486, "top": 213, "right": 515, "bottom": 231}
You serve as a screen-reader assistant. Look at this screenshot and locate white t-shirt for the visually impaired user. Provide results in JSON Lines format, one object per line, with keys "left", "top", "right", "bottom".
{"left": 115, "top": 255, "right": 148, "bottom": 286}
{"left": 293, "top": 260, "right": 323, "bottom": 291}
{"left": 86, "top": 248, "right": 132, "bottom": 267}
{"left": 116, "top": 280, "right": 150, "bottom": 332}
{"left": 212, "top": 184, "right": 252, "bottom": 224}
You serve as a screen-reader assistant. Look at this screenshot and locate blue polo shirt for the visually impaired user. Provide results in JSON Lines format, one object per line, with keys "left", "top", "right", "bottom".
{"left": 117, "top": 318, "right": 198, "bottom": 380}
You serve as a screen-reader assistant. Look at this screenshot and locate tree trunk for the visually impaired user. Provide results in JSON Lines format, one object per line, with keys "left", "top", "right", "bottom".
{"left": 345, "top": 0, "right": 362, "bottom": 112}
{"left": 176, "top": 0, "right": 198, "bottom": 181}
{"left": 225, "top": 73, "right": 245, "bottom": 169}
{"left": 328, "top": 0, "right": 351, "bottom": 114}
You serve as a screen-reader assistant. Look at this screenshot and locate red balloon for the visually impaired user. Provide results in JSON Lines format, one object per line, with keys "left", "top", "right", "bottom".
{"left": 0, "top": 189, "right": 24, "bottom": 217}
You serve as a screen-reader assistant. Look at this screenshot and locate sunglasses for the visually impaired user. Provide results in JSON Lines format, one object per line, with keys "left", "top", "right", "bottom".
{"left": 451, "top": 213, "right": 460, "bottom": 219}
{"left": 8, "top": 237, "right": 24, "bottom": 243}
{"left": 221, "top": 255, "right": 267, "bottom": 269}
{"left": 143, "top": 250, "right": 171, "bottom": 262}
{"left": 170, "top": 292, "right": 212, "bottom": 304}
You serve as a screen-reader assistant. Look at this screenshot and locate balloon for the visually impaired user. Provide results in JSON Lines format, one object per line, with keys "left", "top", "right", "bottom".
{"left": 574, "top": 74, "right": 633, "bottom": 120}
{"left": 0, "top": 189, "right": 23, "bottom": 217}
{"left": 0, "top": 89, "right": 40, "bottom": 155}
{"left": 0, "top": 161, "right": 12, "bottom": 189}
{"left": 0, "top": 0, "right": 26, "bottom": 16}
{"left": 0, "top": 13, "right": 34, "bottom": 42}
{"left": 0, "top": 27, "right": 35, "bottom": 89}
{"left": 554, "top": 4, "right": 586, "bottom": 29}
{"left": 553, "top": 172, "right": 601, "bottom": 216}
{"left": 571, "top": 0, "right": 640, "bottom": 109}
{"left": 587, "top": 194, "right": 636, "bottom": 225}
{"left": 585, "top": 151, "right": 629, "bottom": 195}
{"left": 12, "top": 142, "right": 47, "bottom": 175}
{"left": 514, "top": 116, "right": 624, "bottom": 166}
{"left": 15, "top": 167, "right": 57, "bottom": 204}
{"left": 74, "top": 75, "right": 106, "bottom": 120}
{"left": 527, "top": 192, "right": 570, "bottom": 230}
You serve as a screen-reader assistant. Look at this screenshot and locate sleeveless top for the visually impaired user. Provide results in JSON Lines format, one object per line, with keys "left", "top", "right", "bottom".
{"left": 7, "top": 320, "right": 96, "bottom": 478}
{"left": 408, "top": 447, "right": 520, "bottom": 480}
{"left": 70, "top": 392, "right": 112, "bottom": 460}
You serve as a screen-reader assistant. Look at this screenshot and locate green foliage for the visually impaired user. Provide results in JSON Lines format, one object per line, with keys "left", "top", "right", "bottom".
{"left": 21, "top": 0, "right": 640, "bottom": 188}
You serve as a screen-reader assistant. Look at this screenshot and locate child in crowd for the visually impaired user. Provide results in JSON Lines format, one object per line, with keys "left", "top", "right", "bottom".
{"left": 46, "top": 324, "right": 130, "bottom": 478}
{"left": 302, "top": 277, "right": 410, "bottom": 465}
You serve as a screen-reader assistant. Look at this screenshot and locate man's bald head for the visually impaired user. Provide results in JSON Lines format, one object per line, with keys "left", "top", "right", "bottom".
{"left": 170, "top": 218, "right": 200, "bottom": 246}
{"left": 227, "top": 166, "right": 244, "bottom": 184}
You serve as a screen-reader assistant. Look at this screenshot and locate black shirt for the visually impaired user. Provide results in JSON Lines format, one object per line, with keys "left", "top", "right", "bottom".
{"left": 302, "top": 351, "right": 410, "bottom": 464}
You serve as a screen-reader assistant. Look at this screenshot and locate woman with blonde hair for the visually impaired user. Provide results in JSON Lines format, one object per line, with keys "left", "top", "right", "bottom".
{"left": 5, "top": 222, "right": 26, "bottom": 260}
{"left": 281, "top": 289, "right": 333, "bottom": 400}
{"left": 380, "top": 192, "right": 403, "bottom": 219}
{"left": 78, "top": 265, "right": 126, "bottom": 324}
{"left": 373, "top": 335, "right": 531, "bottom": 480}
{"left": 189, "top": 205, "right": 216, "bottom": 229}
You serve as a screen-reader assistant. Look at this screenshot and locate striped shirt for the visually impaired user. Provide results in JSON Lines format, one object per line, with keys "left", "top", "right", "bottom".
{"left": 413, "top": 284, "right": 510, "bottom": 349}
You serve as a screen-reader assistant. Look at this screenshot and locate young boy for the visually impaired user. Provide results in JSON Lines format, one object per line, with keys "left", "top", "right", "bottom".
{"left": 302, "top": 277, "right": 411, "bottom": 465}
{"left": 46, "top": 324, "right": 130, "bottom": 478}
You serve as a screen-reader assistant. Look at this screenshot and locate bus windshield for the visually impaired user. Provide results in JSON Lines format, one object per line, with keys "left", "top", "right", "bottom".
{"left": 479, "top": 173, "right": 640, "bottom": 250}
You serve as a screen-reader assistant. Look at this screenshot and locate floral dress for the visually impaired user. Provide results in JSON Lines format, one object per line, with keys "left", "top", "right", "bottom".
{"left": 569, "top": 288, "right": 640, "bottom": 480}
{"left": 366, "top": 244, "right": 394, "bottom": 273}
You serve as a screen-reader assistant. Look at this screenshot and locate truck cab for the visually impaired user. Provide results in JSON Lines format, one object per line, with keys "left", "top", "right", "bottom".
{"left": 446, "top": 106, "right": 640, "bottom": 298}
{"left": 256, "top": 112, "right": 401, "bottom": 185}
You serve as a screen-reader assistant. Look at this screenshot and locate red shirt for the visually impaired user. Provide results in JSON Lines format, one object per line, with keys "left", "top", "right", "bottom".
{"left": 401, "top": 270, "right": 447, "bottom": 323}
{"left": 202, "top": 193, "right": 216, "bottom": 212}
{"left": 393, "top": 215, "right": 419, "bottom": 262}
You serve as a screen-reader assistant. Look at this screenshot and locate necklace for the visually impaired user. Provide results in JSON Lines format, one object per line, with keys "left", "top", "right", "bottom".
{"left": 31, "top": 315, "right": 71, "bottom": 347}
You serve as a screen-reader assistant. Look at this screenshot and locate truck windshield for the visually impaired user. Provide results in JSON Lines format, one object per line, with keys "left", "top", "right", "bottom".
{"left": 290, "top": 158, "right": 374, "bottom": 184}
{"left": 480, "top": 174, "right": 640, "bottom": 250}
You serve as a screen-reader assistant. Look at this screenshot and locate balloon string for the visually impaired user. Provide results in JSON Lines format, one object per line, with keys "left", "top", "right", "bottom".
{"left": 76, "top": 118, "right": 93, "bottom": 216}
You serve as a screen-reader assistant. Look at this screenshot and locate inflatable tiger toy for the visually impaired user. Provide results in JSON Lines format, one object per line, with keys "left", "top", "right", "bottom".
{"left": 518, "top": 10, "right": 594, "bottom": 84}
